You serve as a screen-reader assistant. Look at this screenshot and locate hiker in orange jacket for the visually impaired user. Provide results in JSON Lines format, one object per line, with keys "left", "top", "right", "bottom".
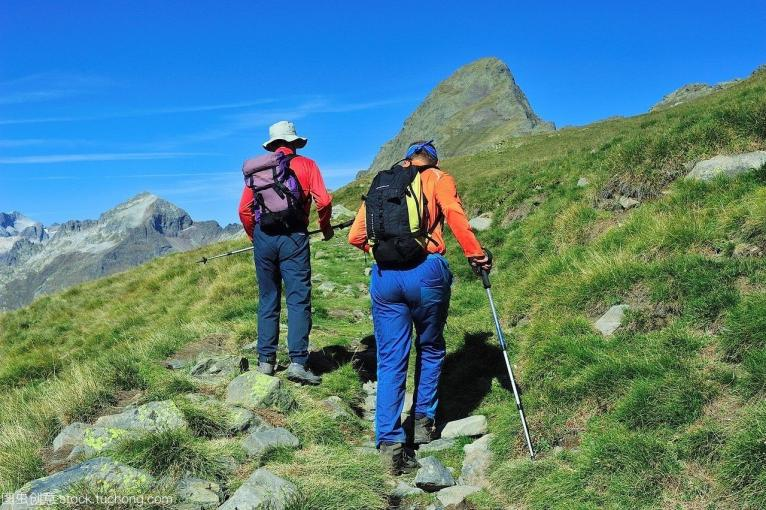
{"left": 348, "top": 140, "right": 491, "bottom": 473}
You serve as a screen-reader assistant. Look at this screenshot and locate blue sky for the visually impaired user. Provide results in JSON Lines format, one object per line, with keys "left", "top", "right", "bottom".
{"left": 1, "top": 0, "right": 764, "bottom": 226}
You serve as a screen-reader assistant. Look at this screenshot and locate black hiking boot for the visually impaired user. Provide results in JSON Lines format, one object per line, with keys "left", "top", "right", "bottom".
{"left": 285, "top": 363, "right": 322, "bottom": 385}
{"left": 413, "top": 416, "right": 436, "bottom": 445}
{"left": 379, "top": 442, "right": 419, "bottom": 475}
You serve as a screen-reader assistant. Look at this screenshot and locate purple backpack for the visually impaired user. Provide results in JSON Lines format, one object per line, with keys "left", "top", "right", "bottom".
{"left": 242, "top": 152, "right": 306, "bottom": 233}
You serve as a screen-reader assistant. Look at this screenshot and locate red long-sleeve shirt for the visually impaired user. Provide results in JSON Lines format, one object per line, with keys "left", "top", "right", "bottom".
{"left": 238, "top": 146, "right": 332, "bottom": 240}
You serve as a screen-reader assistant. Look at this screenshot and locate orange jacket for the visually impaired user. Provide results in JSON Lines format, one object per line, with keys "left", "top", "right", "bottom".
{"left": 348, "top": 167, "right": 484, "bottom": 258}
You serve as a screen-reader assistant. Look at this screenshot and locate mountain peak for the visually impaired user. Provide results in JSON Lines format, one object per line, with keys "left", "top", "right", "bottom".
{"left": 366, "top": 57, "right": 554, "bottom": 174}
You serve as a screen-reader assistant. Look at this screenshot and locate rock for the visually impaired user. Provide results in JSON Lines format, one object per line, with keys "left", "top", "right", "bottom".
{"left": 392, "top": 481, "right": 425, "bottom": 498}
{"left": 1, "top": 457, "right": 153, "bottom": 510}
{"left": 594, "top": 304, "right": 629, "bottom": 336}
{"left": 190, "top": 355, "right": 248, "bottom": 378}
{"left": 317, "top": 281, "right": 337, "bottom": 295}
{"left": 415, "top": 456, "right": 456, "bottom": 492}
{"left": 69, "top": 426, "right": 135, "bottom": 459}
{"left": 436, "top": 485, "right": 481, "bottom": 509}
{"left": 240, "top": 341, "right": 258, "bottom": 353}
{"left": 576, "top": 177, "right": 589, "bottom": 187}
{"left": 331, "top": 204, "right": 356, "bottom": 220}
{"left": 177, "top": 477, "right": 221, "bottom": 509}
{"left": 418, "top": 437, "right": 456, "bottom": 454}
{"left": 164, "top": 358, "right": 186, "bottom": 370}
{"left": 685, "top": 151, "right": 766, "bottom": 181}
{"left": 733, "top": 243, "right": 763, "bottom": 258}
{"left": 460, "top": 434, "right": 494, "bottom": 487}
{"left": 242, "top": 427, "right": 299, "bottom": 458}
{"left": 440, "top": 415, "right": 488, "bottom": 439}
{"left": 227, "top": 405, "right": 260, "bottom": 434}
{"left": 321, "top": 396, "right": 352, "bottom": 420}
{"left": 94, "top": 400, "right": 188, "bottom": 433}
{"left": 52, "top": 422, "right": 88, "bottom": 453}
{"left": 468, "top": 215, "right": 492, "bottom": 232}
{"left": 364, "top": 267, "right": 372, "bottom": 277}
{"left": 226, "top": 371, "right": 290, "bottom": 410}
{"left": 218, "top": 468, "right": 297, "bottom": 510}
{"left": 618, "top": 196, "right": 640, "bottom": 210}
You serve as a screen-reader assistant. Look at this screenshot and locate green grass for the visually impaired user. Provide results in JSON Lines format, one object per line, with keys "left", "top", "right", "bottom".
{"left": 1, "top": 66, "right": 765, "bottom": 508}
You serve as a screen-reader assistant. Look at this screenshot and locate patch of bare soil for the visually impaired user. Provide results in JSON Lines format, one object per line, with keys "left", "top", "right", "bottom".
{"left": 162, "top": 333, "right": 233, "bottom": 367}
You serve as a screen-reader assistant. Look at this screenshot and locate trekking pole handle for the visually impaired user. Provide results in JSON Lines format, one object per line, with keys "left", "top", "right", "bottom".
{"left": 471, "top": 248, "right": 493, "bottom": 289}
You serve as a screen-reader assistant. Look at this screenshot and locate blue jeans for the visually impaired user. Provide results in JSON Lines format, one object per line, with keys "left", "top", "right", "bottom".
{"left": 253, "top": 224, "right": 311, "bottom": 366}
{"left": 370, "top": 254, "right": 453, "bottom": 446}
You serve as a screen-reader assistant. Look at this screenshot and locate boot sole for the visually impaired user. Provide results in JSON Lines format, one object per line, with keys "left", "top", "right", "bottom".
{"left": 286, "top": 374, "right": 321, "bottom": 385}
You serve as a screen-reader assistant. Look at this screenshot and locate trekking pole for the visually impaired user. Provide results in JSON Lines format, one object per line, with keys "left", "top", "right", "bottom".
{"left": 196, "top": 218, "right": 355, "bottom": 264}
{"left": 474, "top": 250, "right": 536, "bottom": 459}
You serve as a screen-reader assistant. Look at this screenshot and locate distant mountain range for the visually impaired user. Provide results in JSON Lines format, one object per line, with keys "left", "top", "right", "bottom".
{"left": 0, "top": 193, "right": 243, "bottom": 310}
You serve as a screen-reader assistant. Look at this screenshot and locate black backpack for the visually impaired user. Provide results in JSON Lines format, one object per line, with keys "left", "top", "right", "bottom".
{"left": 364, "top": 164, "right": 438, "bottom": 268}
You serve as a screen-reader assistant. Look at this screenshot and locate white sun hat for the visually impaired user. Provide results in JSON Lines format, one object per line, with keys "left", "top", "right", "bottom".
{"left": 262, "top": 120, "right": 308, "bottom": 150}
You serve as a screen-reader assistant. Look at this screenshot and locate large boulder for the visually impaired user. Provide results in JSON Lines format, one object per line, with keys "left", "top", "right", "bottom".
{"left": 218, "top": 468, "right": 297, "bottom": 510}
{"left": 1, "top": 457, "right": 153, "bottom": 510}
{"left": 685, "top": 151, "right": 766, "bottom": 181}
{"left": 414, "top": 456, "right": 455, "bottom": 492}
{"left": 242, "top": 427, "right": 300, "bottom": 458}
{"left": 460, "top": 434, "right": 494, "bottom": 487}
{"left": 225, "top": 371, "right": 294, "bottom": 411}
{"left": 440, "top": 415, "right": 488, "bottom": 439}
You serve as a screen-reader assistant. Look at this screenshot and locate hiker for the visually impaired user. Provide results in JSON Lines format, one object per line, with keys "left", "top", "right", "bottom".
{"left": 348, "top": 140, "right": 492, "bottom": 473}
{"left": 238, "top": 120, "right": 333, "bottom": 385}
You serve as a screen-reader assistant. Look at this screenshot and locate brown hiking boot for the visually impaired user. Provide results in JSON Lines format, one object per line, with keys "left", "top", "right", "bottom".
{"left": 379, "top": 442, "right": 418, "bottom": 475}
{"left": 413, "top": 416, "right": 435, "bottom": 445}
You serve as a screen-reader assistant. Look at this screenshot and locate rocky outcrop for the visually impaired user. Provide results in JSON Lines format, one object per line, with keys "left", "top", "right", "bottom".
{"left": 685, "top": 151, "right": 766, "bottom": 181}
{"left": 365, "top": 57, "right": 553, "bottom": 175}
{"left": 0, "top": 193, "right": 244, "bottom": 310}
{"left": 651, "top": 78, "right": 741, "bottom": 112}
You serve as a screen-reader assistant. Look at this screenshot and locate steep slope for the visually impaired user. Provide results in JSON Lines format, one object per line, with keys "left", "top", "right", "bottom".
{"left": 1, "top": 67, "right": 765, "bottom": 508}
{"left": 0, "top": 193, "right": 243, "bottom": 310}
{"left": 365, "top": 57, "right": 554, "bottom": 175}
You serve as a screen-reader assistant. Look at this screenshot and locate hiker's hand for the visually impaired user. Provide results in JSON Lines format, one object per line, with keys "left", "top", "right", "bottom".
{"left": 322, "top": 226, "right": 335, "bottom": 241}
{"left": 469, "top": 253, "right": 492, "bottom": 273}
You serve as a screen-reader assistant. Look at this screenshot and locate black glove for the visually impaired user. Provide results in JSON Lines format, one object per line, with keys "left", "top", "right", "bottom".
{"left": 469, "top": 248, "right": 493, "bottom": 275}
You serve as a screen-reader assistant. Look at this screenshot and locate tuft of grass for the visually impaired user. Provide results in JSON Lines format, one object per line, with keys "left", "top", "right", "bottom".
{"left": 613, "top": 374, "right": 708, "bottom": 429}
{"left": 287, "top": 408, "right": 345, "bottom": 446}
{"left": 174, "top": 396, "right": 232, "bottom": 438}
{"left": 720, "top": 293, "right": 766, "bottom": 361}
{"left": 720, "top": 403, "right": 766, "bottom": 508}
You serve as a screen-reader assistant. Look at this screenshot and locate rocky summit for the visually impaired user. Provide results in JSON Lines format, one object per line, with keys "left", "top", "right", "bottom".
{"left": 365, "top": 57, "right": 554, "bottom": 174}
{"left": 0, "top": 193, "right": 242, "bottom": 310}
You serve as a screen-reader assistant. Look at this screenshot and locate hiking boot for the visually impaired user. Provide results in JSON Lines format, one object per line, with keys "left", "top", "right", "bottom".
{"left": 413, "top": 416, "right": 436, "bottom": 444}
{"left": 257, "top": 362, "right": 275, "bottom": 376}
{"left": 380, "top": 442, "right": 418, "bottom": 475}
{"left": 285, "top": 363, "right": 321, "bottom": 385}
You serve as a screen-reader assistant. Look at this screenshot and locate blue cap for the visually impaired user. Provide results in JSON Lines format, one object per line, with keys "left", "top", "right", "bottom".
{"left": 405, "top": 140, "right": 437, "bottom": 160}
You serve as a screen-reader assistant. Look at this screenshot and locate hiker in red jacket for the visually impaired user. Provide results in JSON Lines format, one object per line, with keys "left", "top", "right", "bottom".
{"left": 238, "top": 121, "right": 333, "bottom": 384}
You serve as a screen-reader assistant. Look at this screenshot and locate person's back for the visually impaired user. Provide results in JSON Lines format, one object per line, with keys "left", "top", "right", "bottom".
{"left": 238, "top": 120, "right": 333, "bottom": 385}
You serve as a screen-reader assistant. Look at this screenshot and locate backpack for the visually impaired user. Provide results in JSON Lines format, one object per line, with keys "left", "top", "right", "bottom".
{"left": 242, "top": 152, "right": 306, "bottom": 234}
{"left": 364, "top": 164, "right": 439, "bottom": 267}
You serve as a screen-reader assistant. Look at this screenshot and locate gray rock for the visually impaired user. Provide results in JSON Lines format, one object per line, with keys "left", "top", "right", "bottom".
{"left": 733, "top": 243, "right": 763, "bottom": 258}
{"left": 436, "top": 485, "right": 481, "bottom": 509}
{"left": 576, "top": 177, "right": 589, "bottom": 187}
{"left": 321, "top": 396, "right": 352, "bottom": 420}
{"left": 418, "top": 437, "right": 456, "bottom": 454}
{"left": 190, "top": 355, "right": 247, "bottom": 378}
{"left": 440, "top": 415, "right": 488, "bottom": 439}
{"left": 218, "top": 468, "right": 297, "bottom": 510}
{"left": 164, "top": 358, "right": 186, "bottom": 370}
{"left": 459, "top": 434, "right": 494, "bottom": 487}
{"left": 68, "top": 426, "right": 137, "bottom": 459}
{"left": 242, "top": 427, "right": 299, "bottom": 458}
{"left": 52, "top": 422, "right": 88, "bottom": 453}
{"left": 414, "top": 456, "right": 456, "bottom": 492}
{"left": 618, "top": 196, "right": 640, "bottom": 210}
{"left": 317, "top": 281, "right": 337, "bottom": 295}
{"left": 1, "top": 457, "right": 153, "bottom": 510}
{"left": 468, "top": 215, "right": 492, "bottom": 232}
{"left": 225, "top": 371, "right": 283, "bottom": 410}
{"left": 94, "top": 400, "right": 188, "bottom": 433}
{"left": 392, "top": 481, "right": 425, "bottom": 498}
{"left": 227, "top": 405, "right": 259, "bottom": 434}
{"left": 594, "top": 304, "right": 629, "bottom": 336}
{"left": 177, "top": 477, "right": 221, "bottom": 509}
{"left": 331, "top": 204, "right": 356, "bottom": 220}
{"left": 685, "top": 151, "right": 766, "bottom": 181}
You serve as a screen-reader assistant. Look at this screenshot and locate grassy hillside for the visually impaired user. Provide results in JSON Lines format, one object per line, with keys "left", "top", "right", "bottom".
{"left": 1, "top": 68, "right": 765, "bottom": 508}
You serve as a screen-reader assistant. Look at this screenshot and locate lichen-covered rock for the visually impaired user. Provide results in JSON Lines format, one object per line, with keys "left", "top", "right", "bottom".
{"left": 94, "top": 400, "right": 188, "bottom": 433}
{"left": 1, "top": 457, "right": 153, "bottom": 510}
{"left": 218, "top": 468, "right": 297, "bottom": 510}
{"left": 459, "top": 434, "right": 494, "bottom": 487}
{"left": 226, "top": 371, "right": 289, "bottom": 410}
{"left": 52, "top": 422, "right": 88, "bottom": 453}
{"left": 414, "top": 456, "right": 455, "bottom": 492}
{"left": 242, "top": 427, "right": 299, "bottom": 458}
{"left": 190, "top": 355, "right": 248, "bottom": 379}
{"left": 68, "top": 426, "right": 135, "bottom": 459}
{"left": 440, "top": 415, "right": 487, "bottom": 439}
{"left": 227, "top": 405, "right": 259, "bottom": 434}
{"left": 176, "top": 477, "right": 221, "bottom": 509}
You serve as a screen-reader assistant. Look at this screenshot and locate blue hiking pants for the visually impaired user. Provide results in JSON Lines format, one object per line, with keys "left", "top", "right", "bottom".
{"left": 253, "top": 224, "right": 311, "bottom": 366}
{"left": 371, "top": 254, "right": 453, "bottom": 446}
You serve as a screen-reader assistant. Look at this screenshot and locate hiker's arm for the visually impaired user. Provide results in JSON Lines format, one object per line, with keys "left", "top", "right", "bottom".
{"left": 348, "top": 202, "right": 370, "bottom": 252}
{"left": 238, "top": 186, "right": 256, "bottom": 241}
{"left": 306, "top": 160, "right": 333, "bottom": 232}
{"left": 434, "top": 174, "right": 484, "bottom": 258}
